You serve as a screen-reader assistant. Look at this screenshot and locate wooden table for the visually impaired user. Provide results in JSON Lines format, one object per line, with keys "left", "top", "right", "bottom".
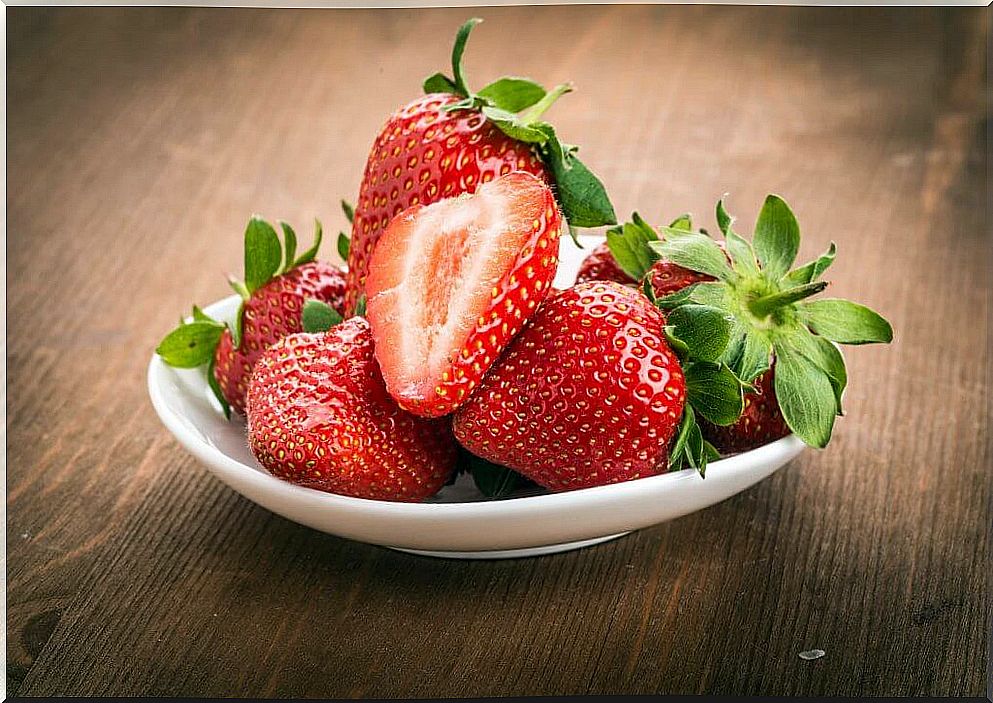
{"left": 6, "top": 6, "right": 990, "bottom": 697}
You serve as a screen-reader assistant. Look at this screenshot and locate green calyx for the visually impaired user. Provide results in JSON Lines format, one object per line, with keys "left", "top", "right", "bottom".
{"left": 227, "top": 215, "right": 323, "bottom": 348}
{"left": 337, "top": 199, "right": 353, "bottom": 261}
{"left": 155, "top": 215, "right": 325, "bottom": 418}
{"left": 650, "top": 194, "right": 893, "bottom": 451}
{"left": 422, "top": 18, "right": 616, "bottom": 229}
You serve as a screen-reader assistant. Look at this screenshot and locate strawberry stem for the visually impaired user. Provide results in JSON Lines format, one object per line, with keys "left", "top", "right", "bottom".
{"left": 748, "top": 281, "right": 827, "bottom": 318}
{"left": 520, "top": 83, "right": 573, "bottom": 124}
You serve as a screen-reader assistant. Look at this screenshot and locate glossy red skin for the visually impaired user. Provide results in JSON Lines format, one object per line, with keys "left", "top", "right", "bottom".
{"left": 453, "top": 282, "right": 686, "bottom": 491}
{"left": 365, "top": 172, "right": 562, "bottom": 418}
{"left": 345, "top": 93, "right": 550, "bottom": 312}
{"left": 643, "top": 259, "right": 716, "bottom": 297}
{"left": 700, "top": 366, "right": 789, "bottom": 454}
{"left": 574, "top": 242, "right": 636, "bottom": 286}
{"left": 245, "top": 318, "right": 457, "bottom": 501}
{"left": 213, "top": 262, "right": 346, "bottom": 415}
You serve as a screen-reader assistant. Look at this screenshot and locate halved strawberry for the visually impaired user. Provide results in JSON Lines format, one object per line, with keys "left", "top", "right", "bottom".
{"left": 365, "top": 171, "right": 562, "bottom": 417}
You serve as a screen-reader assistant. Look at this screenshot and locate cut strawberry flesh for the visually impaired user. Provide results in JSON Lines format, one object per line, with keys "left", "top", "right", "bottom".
{"left": 366, "top": 171, "right": 561, "bottom": 417}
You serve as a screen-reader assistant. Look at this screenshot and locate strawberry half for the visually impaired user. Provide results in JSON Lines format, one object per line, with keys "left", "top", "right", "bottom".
{"left": 343, "top": 17, "right": 616, "bottom": 312}
{"left": 246, "top": 312, "right": 456, "bottom": 501}
{"left": 452, "top": 282, "right": 686, "bottom": 491}
{"left": 156, "top": 217, "right": 346, "bottom": 416}
{"left": 365, "top": 171, "right": 562, "bottom": 418}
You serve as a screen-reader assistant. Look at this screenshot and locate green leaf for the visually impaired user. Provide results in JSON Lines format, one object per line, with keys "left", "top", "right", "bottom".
{"left": 423, "top": 72, "right": 458, "bottom": 95}
{"left": 354, "top": 294, "right": 368, "bottom": 318}
{"left": 293, "top": 219, "right": 323, "bottom": 267}
{"left": 801, "top": 298, "right": 893, "bottom": 344}
{"left": 654, "top": 283, "right": 698, "bottom": 310}
{"left": 477, "top": 77, "right": 546, "bottom": 113}
{"left": 748, "top": 281, "right": 827, "bottom": 318}
{"left": 341, "top": 199, "right": 354, "bottom": 224}
{"left": 716, "top": 197, "right": 734, "bottom": 236}
{"left": 784, "top": 242, "right": 836, "bottom": 286}
{"left": 206, "top": 355, "right": 231, "bottom": 420}
{"left": 336, "top": 231, "right": 350, "bottom": 261}
{"left": 156, "top": 320, "right": 225, "bottom": 368}
{"left": 642, "top": 276, "right": 658, "bottom": 304}
{"left": 481, "top": 106, "right": 550, "bottom": 143}
{"left": 231, "top": 301, "right": 244, "bottom": 349}
{"left": 753, "top": 194, "right": 800, "bottom": 279}
{"left": 631, "top": 212, "right": 660, "bottom": 241}
{"left": 774, "top": 346, "right": 837, "bottom": 448}
{"left": 668, "top": 406, "right": 695, "bottom": 473}
{"left": 468, "top": 454, "right": 523, "bottom": 498}
{"left": 279, "top": 221, "right": 297, "bottom": 274}
{"left": 605, "top": 222, "right": 657, "bottom": 281}
{"left": 301, "top": 299, "right": 342, "bottom": 333}
{"left": 665, "top": 305, "right": 733, "bottom": 363}
{"left": 791, "top": 333, "right": 848, "bottom": 414}
{"left": 685, "top": 362, "right": 745, "bottom": 426}
{"left": 243, "top": 216, "right": 282, "bottom": 294}
{"left": 540, "top": 128, "right": 616, "bottom": 228}
{"left": 668, "top": 406, "right": 713, "bottom": 476}
{"left": 191, "top": 305, "right": 214, "bottom": 323}
{"left": 668, "top": 213, "right": 693, "bottom": 232}
{"left": 732, "top": 330, "right": 772, "bottom": 385}
{"left": 228, "top": 275, "right": 250, "bottom": 301}
{"left": 451, "top": 17, "right": 482, "bottom": 97}
{"left": 685, "top": 281, "right": 730, "bottom": 308}
{"left": 651, "top": 231, "right": 733, "bottom": 280}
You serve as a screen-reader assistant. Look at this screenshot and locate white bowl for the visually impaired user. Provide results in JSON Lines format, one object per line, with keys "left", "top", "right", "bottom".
{"left": 147, "top": 235, "right": 805, "bottom": 559}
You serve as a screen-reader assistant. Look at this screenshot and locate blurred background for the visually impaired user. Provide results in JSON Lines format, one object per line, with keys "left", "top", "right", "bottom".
{"left": 6, "top": 6, "right": 989, "bottom": 698}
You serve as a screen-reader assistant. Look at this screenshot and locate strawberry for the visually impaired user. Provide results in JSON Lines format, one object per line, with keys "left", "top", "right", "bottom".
{"left": 574, "top": 242, "right": 636, "bottom": 286}
{"left": 699, "top": 366, "right": 790, "bottom": 454}
{"left": 343, "top": 17, "right": 616, "bottom": 312}
{"left": 648, "top": 194, "right": 893, "bottom": 449}
{"left": 644, "top": 258, "right": 715, "bottom": 298}
{"left": 365, "top": 171, "right": 562, "bottom": 418}
{"left": 452, "top": 282, "right": 690, "bottom": 491}
{"left": 245, "top": 311, "right": 456, "bottom": 501}
{"left": 156, "top": 216, "right": 346, "bottom": 416}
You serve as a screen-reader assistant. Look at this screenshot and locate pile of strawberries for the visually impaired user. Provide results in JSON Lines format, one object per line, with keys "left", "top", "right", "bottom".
{"left": 157, "top": 20, "right": 892, "bottom": 502}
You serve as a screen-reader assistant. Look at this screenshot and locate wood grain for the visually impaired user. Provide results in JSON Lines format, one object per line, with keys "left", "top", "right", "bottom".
{"left": 6, "top": 5, "right": 989, "bottom": 697}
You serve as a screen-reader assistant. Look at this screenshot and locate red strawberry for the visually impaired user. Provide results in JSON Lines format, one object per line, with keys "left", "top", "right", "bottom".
{"left": 245, "top": 316, "right": 456, "bottom": 501}
{"left": 156, "top": 216, "right": 345, "bottom": 416}
{"left": 574, "top": 242, "right": 636, "bottom": 286}
{"left": 345, "top": 93, "right": 549, "bottom": 312}
{"left": 365, "top": 171, "right": 562, "bottom": 418}
{"left": 344, "top": 17, "right": 616, "bottom": 312}
{"left": 643, "top": 258, "right": 715, "bottom": 298}
{"left": 452, "top": 281, "right": 686, "bottom": 491}
{"left": 699, "top": 365, "right": 789, "bottom": 454}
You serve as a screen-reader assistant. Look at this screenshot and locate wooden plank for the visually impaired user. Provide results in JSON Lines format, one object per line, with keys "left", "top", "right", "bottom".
{"left": 6, "top": 5, "right": 989, "bottom": 697}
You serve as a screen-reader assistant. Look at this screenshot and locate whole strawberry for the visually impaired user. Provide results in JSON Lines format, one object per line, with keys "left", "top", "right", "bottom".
{"left": 365, "top": 171, "right": 562, "bottom": 418}
{"left": 574, "top": 242, "right": 636, "bottom": 286}
{"left": 453, "top": 282, "right": 688, "bottom": 491}
{"left": 649, "top": 195, "right": 893, "bottom": 450}
{"left": 246, "top": 311, "right": 456, "bottom": 501}
{"left": 156, "top": 217, "right": 346, "bottom": 416}
{"left": 343, "top": 17, "right": 616, "bottom": 312}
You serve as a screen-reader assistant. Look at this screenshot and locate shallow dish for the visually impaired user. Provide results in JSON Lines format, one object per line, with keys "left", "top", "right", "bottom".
{"left": 147, "top": 235, "right": 805, "bottom": 559}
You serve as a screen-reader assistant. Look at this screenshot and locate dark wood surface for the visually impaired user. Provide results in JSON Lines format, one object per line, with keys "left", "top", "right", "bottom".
{"left": 6, "top": 6, "right": 990, "bottom": 697}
